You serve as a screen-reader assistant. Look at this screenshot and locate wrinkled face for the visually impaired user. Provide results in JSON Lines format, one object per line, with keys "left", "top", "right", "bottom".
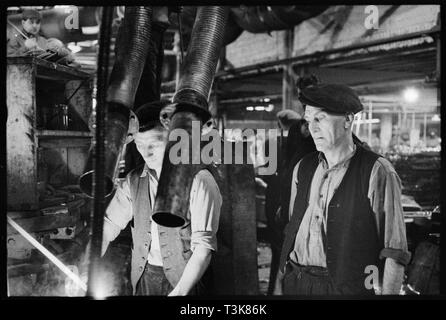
{"left": 134, "top": 126, "right": 168, "bottom": 169}
{"left": 304, "top": 105, "right": 349, "bottom": 153}
{"left": 22, "top": 18, "right": 41, "bottom": 35}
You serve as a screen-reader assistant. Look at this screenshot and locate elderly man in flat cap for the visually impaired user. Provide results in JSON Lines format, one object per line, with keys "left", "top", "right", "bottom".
{"left": 274, "top": 83, "right": 410, "bottom": 295}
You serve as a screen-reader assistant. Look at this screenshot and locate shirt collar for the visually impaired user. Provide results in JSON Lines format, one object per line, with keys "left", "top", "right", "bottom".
{"left": 140, "top": 163, "right": 158, "bottom": 180}
{"left": 318, "top": 143, "right": 357, "bottom": 170}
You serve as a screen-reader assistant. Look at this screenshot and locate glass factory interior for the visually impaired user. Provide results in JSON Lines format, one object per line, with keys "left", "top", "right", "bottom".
{"left": 6, "top": 5, "right": 441, "bottom": 297}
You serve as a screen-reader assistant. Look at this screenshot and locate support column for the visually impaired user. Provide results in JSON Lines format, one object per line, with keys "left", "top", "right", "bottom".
{"left": 436, "top": 32, "right": 441, "bottom": 140}
{"left": 368, "top": 101, "right": 373, "bottom": 146}
{"left": 380, "top": 113, "right": 393, "bottom": 152}
{"left": 282, "top": 29, "right": 294, "bottom": 110}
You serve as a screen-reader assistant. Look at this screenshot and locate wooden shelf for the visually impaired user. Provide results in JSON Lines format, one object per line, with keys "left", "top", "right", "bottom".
{"left": 7, "top": 56, "right": 91, "bottom": 81}
{"left": 36, "top": 130, "right": 93, "bottom": 138}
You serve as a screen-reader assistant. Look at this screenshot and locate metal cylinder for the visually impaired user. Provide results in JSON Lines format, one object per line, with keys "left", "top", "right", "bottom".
{"left": 173, "top": 6, "right": 229, "bottom": 113}
{"left": 153, "top": 7, "right": 229, "bottom": 227}
{"left": 152, "top": 111, "right": 201, "bottom": 227}
{"left": 79, "top": 7, "right": 153, "bottom": 198}
{"left": 107, "top": 6, "right": 153, "bottom": 108}
{"left": 231, "top": 6, "right": 328, "bottom": 33}
{"left": 79, "top": 109, "right": 128, "bottom": 197}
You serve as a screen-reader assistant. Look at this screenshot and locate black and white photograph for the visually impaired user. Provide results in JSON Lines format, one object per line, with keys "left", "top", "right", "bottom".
{"left": 2, "top": 3, "right": 444, "bottom": 305}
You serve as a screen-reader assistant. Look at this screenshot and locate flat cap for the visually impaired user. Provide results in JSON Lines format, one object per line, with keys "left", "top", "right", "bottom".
{"left": 298, "top": 83, "right": 363, "bottom": 114}
{"left": 134, "top": 100, "right": 170, "bottom": 132}
{"left": 22, "top": 9, "right": 42, "bottom": 21}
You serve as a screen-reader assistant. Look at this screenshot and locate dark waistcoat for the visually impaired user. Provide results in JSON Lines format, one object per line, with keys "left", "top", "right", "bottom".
{"left": 279, "top": 146, "right": 382, "bottom": 293}
{"left": 128, "top": 165, "right": 193, "bottom": 294}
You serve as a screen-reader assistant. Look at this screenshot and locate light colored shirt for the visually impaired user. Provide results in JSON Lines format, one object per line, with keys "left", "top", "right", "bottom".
{"left": 103, "top": 165, "right": 222, "bottom": 265}
{"left": 288, "top": 146, "right": 410, "bottom": 267}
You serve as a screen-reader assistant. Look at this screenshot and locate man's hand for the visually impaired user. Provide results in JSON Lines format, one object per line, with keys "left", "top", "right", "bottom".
{"left": 273, "top": 269, "right": 285, "bottom": 295}
{"left": 168, "top": 245, "right": 212, "bottom": 296}
{"left": 382, "top": 258, "right": 405, "bottom": 295}
{"left": 24, "top": 38, "right": 38, "bottom": 50}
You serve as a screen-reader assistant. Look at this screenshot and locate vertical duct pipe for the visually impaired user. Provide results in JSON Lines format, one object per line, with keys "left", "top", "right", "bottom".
{"left": 152, "top": 6, "right": 229, "bottom": 227}
{"left": 86, "top": 6, "right": 113, "bottom": 297}
{"left": 79, "top": 7, "right": 153, "bottom": 197}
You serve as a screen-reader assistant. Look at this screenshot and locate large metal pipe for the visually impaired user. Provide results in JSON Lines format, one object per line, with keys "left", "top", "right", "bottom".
{"left": 173, "top": 6, "right": 229, "bottom": 114}
{"left": 152, "top": 6, "right": 229, "bottom": 227}
{"left": 229, "top": 6, "right": 328, "bottom": 34}
{"left": 79, "top": 7, "right": 153, "bottom": 198}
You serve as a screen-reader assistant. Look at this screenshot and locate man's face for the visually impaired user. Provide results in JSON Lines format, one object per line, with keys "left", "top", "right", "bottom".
{"left": 304, "top": 105, "right": 349, "bottom": 152}
{"left": 300, "top": 121, "right": 310, "bottom": 138}
{"left": 134, "top": 126, "right": 168, "bottom": 169}
{"left": 22, "top": 18, "right": 41, "bottom": 35}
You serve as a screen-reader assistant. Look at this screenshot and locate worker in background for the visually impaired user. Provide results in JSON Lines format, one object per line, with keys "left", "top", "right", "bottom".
{"left": 77, "top": 101, "right": 222, "bottom": 296}
{"left": 262, "top": 109, "right": 317, "bottom": 295}
{"left": 267, "top": 117, "right": 316, "bottom": 295}
{"left": 274, "top": 82, "right": 410, "bottom": 295}
{"left": 7, "top": 9, "right": 77, "bottom": 66}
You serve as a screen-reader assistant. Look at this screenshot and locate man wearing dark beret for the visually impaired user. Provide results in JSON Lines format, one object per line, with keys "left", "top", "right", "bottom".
{"left": 78, "top": 101, "right": 222, "bottom": 296}
{"left": 274, "top": 83, "right": 410, "bottom": 295}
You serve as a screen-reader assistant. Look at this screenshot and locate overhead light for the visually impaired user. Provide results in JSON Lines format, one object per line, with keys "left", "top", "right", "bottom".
{"left": 355, "top": 119, "right": 381, "bottom": 124}
{"left": 255, "top": 106, "right": 265, "bottom": 111}
{"left": 77, "top": 40, "right": 98, "bottom": 47}
{"left": 246, "top": 106, "right": 254, "bottom": 111}
{"left": 82, "top": 26, "right": 100, "bottom": 35}
{"left": 265, "top": 104, "right": 274, "bottom": 112}
{"left": 431, "top": 114, "right": 440, "bottom": 122}
{"left": 403, "top": 87, "right": 419, "bottom": 103}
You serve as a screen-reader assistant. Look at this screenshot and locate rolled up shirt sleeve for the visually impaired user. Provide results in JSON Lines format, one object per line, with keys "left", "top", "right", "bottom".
{"left": 368, "top": 158, "right": 412, "bottom": 266}
{"left": 189, "top": 170, "right": 222, "bottom": 253}
{"left": 103, "top": 177, "right": 133, "bottom": 243}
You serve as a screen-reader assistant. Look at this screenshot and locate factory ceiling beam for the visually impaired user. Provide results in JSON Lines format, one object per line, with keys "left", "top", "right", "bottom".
{"left": 215, "top": 27, "right": 440, "bottom": 81}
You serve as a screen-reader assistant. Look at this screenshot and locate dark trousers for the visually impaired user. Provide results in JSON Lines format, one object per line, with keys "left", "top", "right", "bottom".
{"left": 135, "top": 263, "right": 173, "bottom": 296}
{"left": 282, "top": 260, "right": 375, "bottom": 295}
{"left": 282, "top": 260, "right": 338, "bottom": 295}
{"left": 135, "top": 262, "right": 209, "bottom": 296}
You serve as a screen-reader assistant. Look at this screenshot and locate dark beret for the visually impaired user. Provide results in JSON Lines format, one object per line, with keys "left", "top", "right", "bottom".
{"left": 298, "top": 83, "right": 363, "bottom": 114}
{"left": 134, "top": 100, "right": 170, "bottom": 132}
{"left": 22, "top": 9, "right": 42, "bottom": 21}
{"left": 277, "top": 109, "right": 300, "bottom": 126}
